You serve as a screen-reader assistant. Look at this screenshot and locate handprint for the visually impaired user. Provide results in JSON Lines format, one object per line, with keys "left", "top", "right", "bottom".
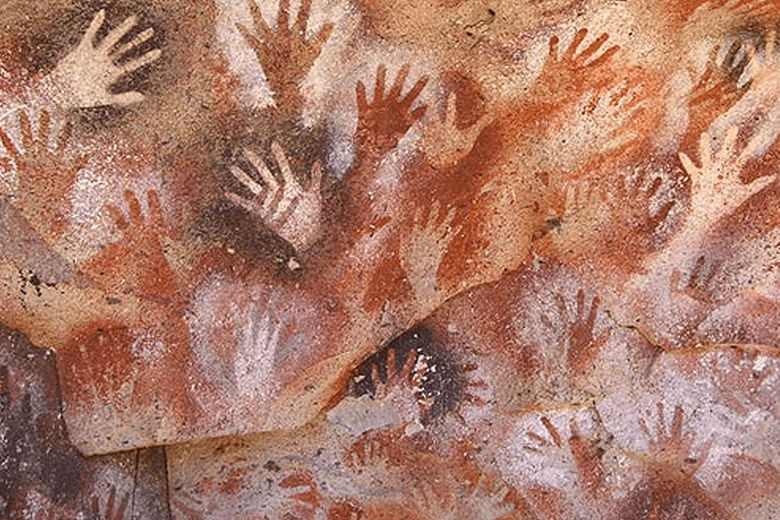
{"left": 90, "top": 485, "right": 129, "bottom": 520}
{"left": 687, "top": 41, "right": 750, "bottom": 140}
{"left": 678, "top": 126, "right": 775, "bottom": 229}
{"left": 539, "top": 289, "right": 610, "bottom": 377}
{"left": 532, "top": 28, "right": 620, "bottom": 104}
{"left": 465, "top": 476, "right": 516, "bottom": 520}
{"left": 523, "top": 416, "right": 564, "bottom": 454}
{"left": 82, "top": 189, "right": 179, "bottom": 301}
{"left": 369, "top": 347, "right": 431, "bottom": 432}
{"left": 619, "top": 168, "right": 677, "bottom": 236}
{"left": 237, "top": 0, "right": 333, "bottom": 110}
{"left": 354, "top": 64, "right": 429, "bottom": 166}
{"left": 278, "top": 472, "right": 321, "bottom": 520}
{"left": 671, "top": 253, "right": 721, "bottom": 302}
{"left": 709, "top": 347, "right": 779, "bottom": 415}
{"left": 420, "top": 92, "right": 491, "bottom": 169}
{"left": 234, "top": 303, "right": 279, "bottom": 401}
{"left": 684, "top": 0, "right": 775, "bottom": 41}
{"left": 48, "top": 10, "right": 162, "bottom": 109}
{"left": 581, "top": 80, "right": 646, "bottom": 151}
{"left": 0, "top": 109, "right": 88, "bottom": 240}
{"left": 550, "top": 80, "right": 647, "bottom": 170}
{"left": 548, "top": 179, "right": 611, "bottom": 251}
{"left": 226, "top": 142, "right": 324, "bottom": 253}
{"left": 566, "top": 418, "right": 607, "bottom": 501}
{"left": 345, "top": 428, "right": 402, "bottom": 469}
{"left": 399, "top": 201, "right": 460, "bottom": 304}
{"left": 565, "top": 289, "right": 610, "bottom": 375}
{"left": 638, "top": 402, "right": 712, "bottom": 478}
{"left": 711, "top": 31, "right": 780, "bottom": 151}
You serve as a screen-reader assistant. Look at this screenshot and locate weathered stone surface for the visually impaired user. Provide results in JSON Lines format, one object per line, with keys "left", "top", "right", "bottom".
{"left": 0, "top": 325, "right": 171, "bottom": 520}
{"left": 2, "top": 0, "right": 780, "bottom": 517}
{"left": 168, "top": 269, "right": 780, "bottom": 519}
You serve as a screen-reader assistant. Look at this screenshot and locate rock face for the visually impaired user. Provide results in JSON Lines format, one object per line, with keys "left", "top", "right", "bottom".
{"left": 0, "top": 326, "right": 171, "bottom": 520}
{"left": 1, "top": 0, "right": 780, "bottom": 518}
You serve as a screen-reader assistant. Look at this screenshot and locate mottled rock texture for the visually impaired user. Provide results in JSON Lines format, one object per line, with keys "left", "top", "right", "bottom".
{"left": 0, "top": 325, "right": 171, "bottom": 520}
{"left": 1, "top": 0, "right": 780, "bottom": 518}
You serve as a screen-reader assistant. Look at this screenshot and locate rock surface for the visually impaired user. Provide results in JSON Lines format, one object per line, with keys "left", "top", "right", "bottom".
{"left": 0, "top": 325, "right": 171, "bottom": 520}
{"left": 0, "top": 0, "right": 779, "bottom": 518}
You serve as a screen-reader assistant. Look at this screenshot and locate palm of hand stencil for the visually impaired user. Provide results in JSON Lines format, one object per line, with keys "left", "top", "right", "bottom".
{"left": 227, "top": 142, "right": 324, "bottom": 254}
{"left": 49, "top": 9, "right": 161, "bottom": 108}
{"left": 237, "top": 0, "right": 333, "bottom": 109}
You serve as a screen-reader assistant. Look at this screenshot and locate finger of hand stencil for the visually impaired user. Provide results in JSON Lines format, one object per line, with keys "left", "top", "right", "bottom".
{"left": 373, "top": 65, "right": 387, "bottom": 104}
{"left": 56, "top": 121, "right": 74, "bottom": 159}
{"left": 427, "top": 200, "right": 441, "bottom": 230}
{"left": 117, "top": 48, "right": 162, "bottom": 77}
{"left": 230, "top": 165, "right": 264, "bottom": 196}
{"left": 124, "top": 190, "right": 144, "bottom": 224}
{"left": 718, "top": 125, "right": 739, "bottom": 163}
{"left": 270, "top": 189, "right": 296, "bottom": 220}
{"left": 226, "top": 191, "right": 260, "bottom": 214}
{"left": 296, "top": 0, "right": 313, "bottom": 33}
{"left": 548, "top": 35, "right": 560, "bottom": 61}
{"left": 767, "top": 29, "right": 776, "bottom": 56}
{"left": 38, "top": 110, "right": 51, "bottom": 149}
{"left": 274, "top": 196, "right": 301, "bottom": 231}
{"left": 587, "top": 296, "right": 600, "bottom": 330}
{"left": 98, "top": 15, "right": 139, "bottom": 53}
{"left": 106, "top": 487, "right": 117, "bottom": 518}
{"left": 554, "top": 293, "right": 568, "bottom": 322}
{"left": 110, "top": 91, "right": 146, "bottom": 107}
{"left": 401, "top": 76, "right": 429, "bottom": 107}
{"left": 410, "top": 105, "right": 428, "bottom": 122}
{"left": 655, "top": 402, "right": 667, "bottom": 439}
{"left": 401, "top": 349, "right": 417, "bottom": 380}
{"left": 115, "top": 493, "right": 129, "bottom": 520}
{"left": 83, "top": 10, "right": 106, "bottom": 48}
{"left": 371, "top": 362, "right": 382, "bottom": 392}
{"left": 439, "top": 206, "right": 457, "bottom": 234}
{"left": 278, "top": 0, "right": 291, "bottom": 32}
{"left": 678, "top": 151, "right": 699, "bottom": 176}
{"left": 245, "top": 149, "right": 278, "bottom": 189}
{"left": 19, "top": 111, "right": 33, "bottom": 152}
{"left": 309, "top": 161, "right": 323, "bottom": 192}
{"left": 575, "top": 288, "right": 585, "bottom": 320}
{"left": 313, "top": 23, "right": 334, "bottom": 49}
{"left": 587, "top": 44, "right": 619, "bottom": 69}
{"left": 565, "top": 28, "right": 588, "bottom": 61}
{"left": 356, "top": 80, "right": 368, "bottom": 110}
{"left": 699, "top": 132, "right": 713, "bottom": 167}
{"left": 443, "top": 92, "right": 458, "bottom": 127}
{"left": 745, "top": 172, "right": 776, "bottom": 197}
{"left": 0, "top": 129, "right": 19, "bottom": 162}
{"left": 106, "top": 205, "right": 129, "bottom": 230}
{"left": 540, "top": 416, "right": 562, "bottom": 447}
{"left": 148, "top": 189, "right": 165, "bottom": 230}
{"left": 724, "top": 40, "right": 742, "bottom": 69}
{"left": 112, "top": 27, "right": 155, "bottom": 58}
{"left": 248, "top": 0, "right": 273, "bottom": 41}
{"left": 387, "top": 348, "right": 398, "bottom": 381}
{"left": 272, "top": 142, "right": 298, "bottom": 188}
{"left": 577, "top": 32, "right": 609, "bottom": 63}
{"left": 261, "top": 185, "right": 277, "bottom": 213}
{"left": 388, "top": 64, "right": 410, "bottom": 101}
